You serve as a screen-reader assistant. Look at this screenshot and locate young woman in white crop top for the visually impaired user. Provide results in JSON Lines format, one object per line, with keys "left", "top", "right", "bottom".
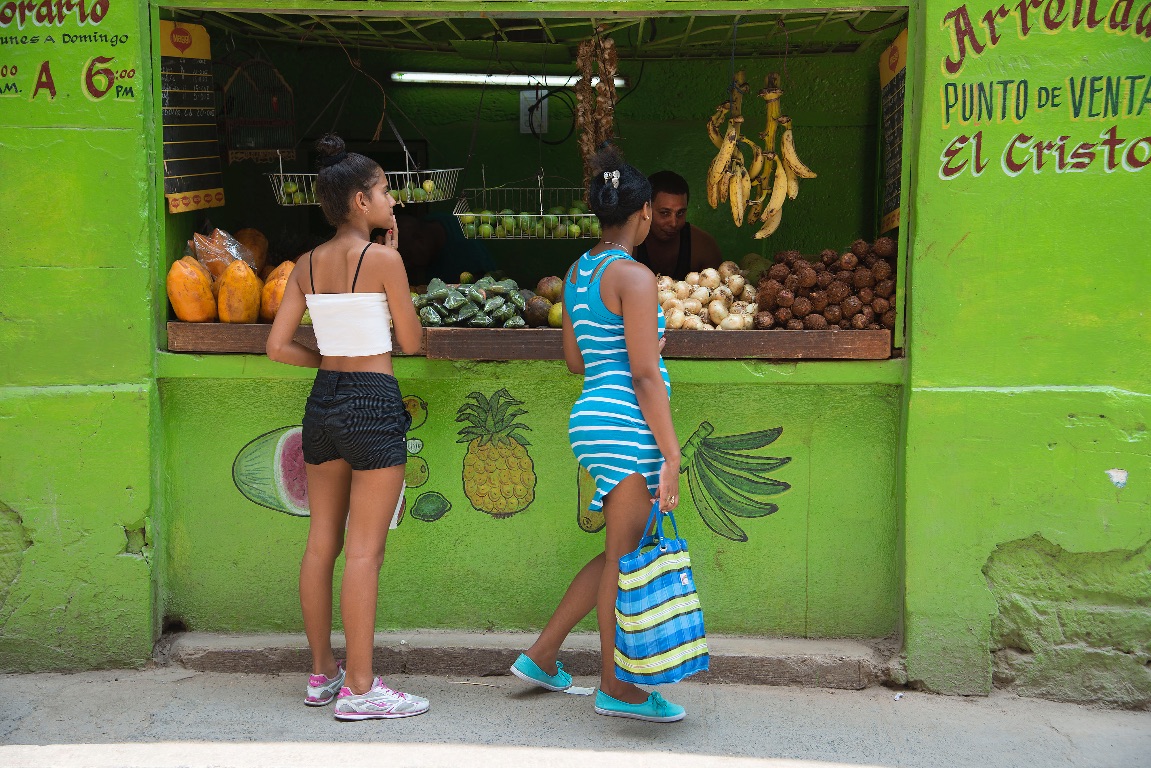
{"left": 266, "top": 133, "right": 425, "bottom": 721}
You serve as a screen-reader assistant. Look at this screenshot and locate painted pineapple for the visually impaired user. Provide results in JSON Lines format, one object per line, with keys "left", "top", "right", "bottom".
{"left": 456, "top": 389, "right": 536, "bottom": 517}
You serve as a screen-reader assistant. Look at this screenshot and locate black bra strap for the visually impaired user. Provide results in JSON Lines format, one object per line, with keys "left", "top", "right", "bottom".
{"left": 350, "top": 243, "right": 371, "bottom": 293}
{"left": 308, "top": 249, "right": 316, "bottom": 294}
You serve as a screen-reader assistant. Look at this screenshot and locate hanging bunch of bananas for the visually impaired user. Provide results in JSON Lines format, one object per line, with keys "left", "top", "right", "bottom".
{"left": 704, "top": 72, "right": 817, "bottom": 239}
{"left": 706, "top": 70, "right": 749, "bottom": 220}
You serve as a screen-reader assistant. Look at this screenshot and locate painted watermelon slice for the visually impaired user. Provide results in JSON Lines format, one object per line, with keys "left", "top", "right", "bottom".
{"left": 233, "top": 425, "right": 310, "bottom": 516}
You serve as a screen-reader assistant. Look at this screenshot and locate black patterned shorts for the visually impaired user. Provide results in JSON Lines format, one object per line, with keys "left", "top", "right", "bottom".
{"left": 302, "top": 370, "right": 412, "bottom": 470}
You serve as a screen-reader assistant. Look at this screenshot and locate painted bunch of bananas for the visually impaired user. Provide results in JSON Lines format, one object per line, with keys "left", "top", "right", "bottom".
{"left": 706, "top": 72, "right": 817, "bottom": 239}
{"left": 680, "top": 421, "right": 791, "bottom": 543}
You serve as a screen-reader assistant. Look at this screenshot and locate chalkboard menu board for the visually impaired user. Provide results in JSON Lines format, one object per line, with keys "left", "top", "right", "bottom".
{"left": 879, "top": 30, "right": 907, "bottom": 234}
{"left": 160, "top": 20, "right": 225, "bottom": 214}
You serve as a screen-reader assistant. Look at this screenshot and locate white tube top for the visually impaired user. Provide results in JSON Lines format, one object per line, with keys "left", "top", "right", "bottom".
{"left": 305, "top": 293, "right": 392, "bottom": 356}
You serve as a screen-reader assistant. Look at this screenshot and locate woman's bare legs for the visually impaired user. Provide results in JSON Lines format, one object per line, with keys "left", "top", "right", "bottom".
{"left": 525, "top": 472, "right": 653, "bottom": 703}
{"left": 300, "top": 459, "right": 352, "bottom": 679}
{"left": 341, "top": 463, "right": 406, "bottom": 694}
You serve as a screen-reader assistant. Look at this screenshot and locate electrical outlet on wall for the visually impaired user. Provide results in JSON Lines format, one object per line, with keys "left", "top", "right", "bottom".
{"left": 520, "top": 90, "right": 548, "bottom": 134}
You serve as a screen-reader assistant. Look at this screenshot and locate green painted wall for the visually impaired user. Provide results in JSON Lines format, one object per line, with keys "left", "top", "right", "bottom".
{"left": 160, "top": 358, "right": 900, "bottom": 637}
{"left": 3, "top": 0, "right": 1146, "bottom": 708}
{"left": 903, "top": 0, "right": 1151, "bottom": 699}
{"left": 0, "top": 1, "right": 157, "bottom": 670}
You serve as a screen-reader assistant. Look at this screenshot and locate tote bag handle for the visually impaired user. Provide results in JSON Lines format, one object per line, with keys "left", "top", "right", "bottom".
{"left": 636, "top": 500, "right": 680, "bottom": 552}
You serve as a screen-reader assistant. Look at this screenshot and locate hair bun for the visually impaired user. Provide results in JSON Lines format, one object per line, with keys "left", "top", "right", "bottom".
{"left": 314, "top": 132, "right": 346, "bottom": 159}
{"left": 590, "top": 142, "right": 625, "bottom": 176}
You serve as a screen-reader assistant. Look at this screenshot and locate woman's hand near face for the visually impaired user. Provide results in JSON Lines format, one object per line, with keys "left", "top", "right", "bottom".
{"left": 385, "top": 215, "right": 399, "bottom": 250}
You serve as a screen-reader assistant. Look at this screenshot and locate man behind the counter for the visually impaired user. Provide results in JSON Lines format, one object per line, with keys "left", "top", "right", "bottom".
{"left": 633, "top": 170, "right": 722, "bottom": 280}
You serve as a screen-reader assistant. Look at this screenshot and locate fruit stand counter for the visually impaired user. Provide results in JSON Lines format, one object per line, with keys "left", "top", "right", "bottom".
{"left": 156, "top": 352, "right": 904, "bottom": 639}
{"left": 165, "top": 324, "right": 893, "bottom": 361}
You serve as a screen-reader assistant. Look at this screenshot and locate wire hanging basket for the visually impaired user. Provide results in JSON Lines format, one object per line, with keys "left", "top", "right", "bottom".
{"left": 385, "top": 167, "right": 462, "bottom": 204}
{"left": 380, "top": 112, "right": 460, "bottom": 205}
{"left": 265, "top": 162, "right": 461, "bottom": 208}
{"left": 265, "top": 151, "right": 318, "bottom": 205}
{"left": 453, "top": 174, "right": 599, "bottom": 239}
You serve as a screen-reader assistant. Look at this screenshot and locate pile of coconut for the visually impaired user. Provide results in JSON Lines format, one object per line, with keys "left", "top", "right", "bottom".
{"left": 658, "top": 261, "right": 757, "bottom": 330}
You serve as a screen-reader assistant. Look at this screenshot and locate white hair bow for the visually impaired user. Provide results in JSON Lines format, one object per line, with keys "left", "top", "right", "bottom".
{"left": 603, "top": 170, "right": 620, "bottom": 188}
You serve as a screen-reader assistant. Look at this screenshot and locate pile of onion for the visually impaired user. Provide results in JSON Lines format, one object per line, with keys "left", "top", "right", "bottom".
{"left": 658, "top": 261, "right": 757, "bottom": 330}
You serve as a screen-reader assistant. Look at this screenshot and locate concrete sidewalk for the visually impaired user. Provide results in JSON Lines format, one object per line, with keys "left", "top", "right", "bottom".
{"left": 2, "top": 667, "right": 1149, "bottom": 768}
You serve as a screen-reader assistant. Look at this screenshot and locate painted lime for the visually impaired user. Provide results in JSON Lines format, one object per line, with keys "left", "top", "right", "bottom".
{"left": 232, "top": 426, "right": 309, "bottom": 517}
{"left": 411, "top": 491, "right": 452, "bottom": 522}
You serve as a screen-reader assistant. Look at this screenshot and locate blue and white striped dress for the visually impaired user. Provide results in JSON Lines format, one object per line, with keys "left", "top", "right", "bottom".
{"left": 566, "top": 249, "right": 671, "bottom": 512}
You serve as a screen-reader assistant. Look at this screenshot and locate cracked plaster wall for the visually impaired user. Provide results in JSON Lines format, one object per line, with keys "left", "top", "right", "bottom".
{"left": 986, "top": 534, "right": 1151, "bottom": 709}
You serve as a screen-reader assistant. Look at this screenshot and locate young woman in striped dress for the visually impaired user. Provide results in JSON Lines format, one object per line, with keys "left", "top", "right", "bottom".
{"left": 509, "top": 145, "right": 687, "bottom": 722}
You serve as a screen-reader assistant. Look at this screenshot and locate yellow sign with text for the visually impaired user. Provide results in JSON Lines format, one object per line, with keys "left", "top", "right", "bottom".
{"left": 159, "top": 20, "right": 211, "bottom": 60}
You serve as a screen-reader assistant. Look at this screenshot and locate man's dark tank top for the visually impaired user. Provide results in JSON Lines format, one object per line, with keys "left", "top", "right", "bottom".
{"left": 634, "top": 223, "right": 692, "bottom": 280}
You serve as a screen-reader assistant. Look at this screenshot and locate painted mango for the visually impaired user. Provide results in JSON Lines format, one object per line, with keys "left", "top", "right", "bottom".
{"left": 259, "top": 260, "right": 294, "bottom": 321}
{"left": 166, "top": 256, "right": 217, "bottom": 322}
{"left": 218, "top": 259, "right": 263, "bottom": 323}
{"left": 403, "top": 395, "right": 428, "bottom": 430}
{"left": 232, "top": 425, "right": 309, "bottom": 516}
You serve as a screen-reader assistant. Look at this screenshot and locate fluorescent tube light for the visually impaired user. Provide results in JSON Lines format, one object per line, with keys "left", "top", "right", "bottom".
{"left": 390, "top": 71, "right": 627, "bottom": 88}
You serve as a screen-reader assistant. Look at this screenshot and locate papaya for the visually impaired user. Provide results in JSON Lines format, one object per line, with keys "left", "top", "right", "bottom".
{"left": 265, "top": 260, "right": 294, "bottom": 283}
{"left": 166, "top": 256, "right": 217, "bottom": 322}
{"left": 218, "top": 259, "right": 263, "bottom": 323}
{"left": 259, "top": 260, "right": 294, "bottom": 321}
{"left": 235, "top": 228, "right": 269, "bottom": 272}
{"left": 181, "top": 255, "right": 214, "bottom": 285}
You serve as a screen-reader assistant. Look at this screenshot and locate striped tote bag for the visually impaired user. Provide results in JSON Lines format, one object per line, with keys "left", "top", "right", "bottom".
{"left": 614, "top": 503, "right": 709, "bottom": 685}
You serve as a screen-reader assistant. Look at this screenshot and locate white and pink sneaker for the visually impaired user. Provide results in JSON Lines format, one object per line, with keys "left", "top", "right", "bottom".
{"left": 304, "top": 663, "right": 345, "bottom": 706}
{"left": 333, "top": 677, "right": 430, "bottom": 720}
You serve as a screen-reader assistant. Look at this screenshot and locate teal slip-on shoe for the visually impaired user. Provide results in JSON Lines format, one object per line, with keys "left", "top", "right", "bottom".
{"left": 594, "top": 690, "right": 685, "bottom": 722}
{"left": 510, "top": 653, "right": 573, "bottom": 691}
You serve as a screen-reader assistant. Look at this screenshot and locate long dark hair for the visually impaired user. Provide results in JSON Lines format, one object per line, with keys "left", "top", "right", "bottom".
{"left": 314, "top": 133, "right": 382, "bottom": 226}
{"left": 587, "top": 144, "right": 651, "bottom": 227}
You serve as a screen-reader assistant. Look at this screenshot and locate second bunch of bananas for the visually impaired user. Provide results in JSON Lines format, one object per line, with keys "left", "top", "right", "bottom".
{"left": 705, "top": 71, "right": 817, "bottom": 239}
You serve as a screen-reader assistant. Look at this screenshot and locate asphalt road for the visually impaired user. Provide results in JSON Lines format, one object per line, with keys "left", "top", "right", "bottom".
{"left": 2, "top": 668, "right": 1149, "bottom": 767}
